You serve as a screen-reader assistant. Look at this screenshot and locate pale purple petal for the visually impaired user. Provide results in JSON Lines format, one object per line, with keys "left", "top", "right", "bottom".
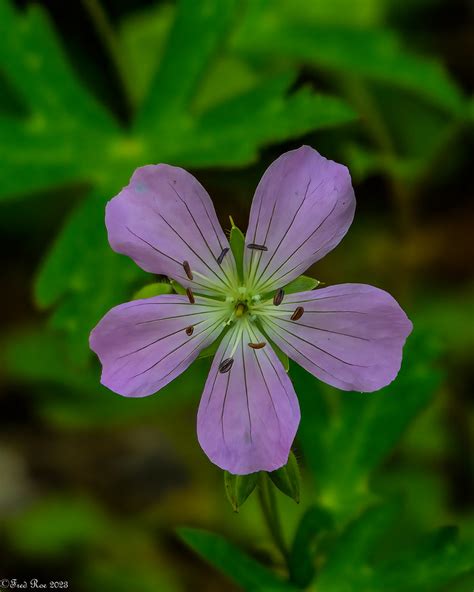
{"left": 89, "top": 295, "right": 226, "bottom": 397}
{"left": 197, "top": 324, "right": 300, "bottom": 474}
{"left": 260, "top": 284, "right": 413, "bottom": 392}
{"left": 106, "top": 165, "right": 237, "bottom": 295}
{"left": 244, "top": 146, "right": 355, "bottom": 293}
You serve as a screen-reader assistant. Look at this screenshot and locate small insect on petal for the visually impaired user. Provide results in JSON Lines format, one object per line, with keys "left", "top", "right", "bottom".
{"left": 185, "top": 326, "right": 194, "bottom": 336}
{"left": 248, "top": 342, "right": 266, "bottom": 349}
{"left": 273, "top": 288, "right": 285, "bottom": 306}
{"left": 219, "top": 358, "right": 234, "bottom": 373}
{"left": 182, "top": 260, "right": 193, "bottom": 280}
{"left": 290, "top": 306, "right": 304, "bottom": 321}
{"left": 217, "top": 247, "right": 229, "bottom": 265}
{"left": 186, "top": 288, "right": 195, "bottom": 304}
{"left": 247, "top": 243, "right": 268, "bottom": 251}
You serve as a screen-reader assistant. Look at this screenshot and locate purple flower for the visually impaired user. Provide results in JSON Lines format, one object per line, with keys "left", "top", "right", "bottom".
{"left": 90, "top": 146, "right": 412, "bottom": 475}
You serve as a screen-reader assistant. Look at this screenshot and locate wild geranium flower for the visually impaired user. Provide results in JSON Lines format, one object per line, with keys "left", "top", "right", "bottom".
{"left": 90, "top": 146, "right": 412, "bottom": 475}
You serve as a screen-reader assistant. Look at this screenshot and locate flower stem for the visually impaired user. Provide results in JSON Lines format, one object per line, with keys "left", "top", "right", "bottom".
{"left": 81, "top": 0, "right": 134, "bottom": 113}
{"left": 257, "top": 473, "right": 289, "bottom": 562}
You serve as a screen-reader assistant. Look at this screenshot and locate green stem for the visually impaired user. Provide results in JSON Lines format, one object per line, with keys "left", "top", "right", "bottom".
{"left": 257, "top": 473, "right": 289, "bottom": 561}
{"left": 82, "top": 0, "right": 134, "bottom": 113}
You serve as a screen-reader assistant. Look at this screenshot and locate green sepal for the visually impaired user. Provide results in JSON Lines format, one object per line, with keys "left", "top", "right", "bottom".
{"left": 198, "top": 331, "right": 226, "bottom": 360}
{"left": 268, "top": 451, "right": 300, "bottom": 503}
{"left": 272, "top": 341, "right": 290, "bottom": 373}
{"left": 229, "top": 216, "right": 245, "bottom": 282}
{"left": 132, "top": 282, "right": 173, "bottom": 300}
{"left": 170, "top": 279, "right": 187, "bottom": 295}
{"left": 224, "top": 471, "right": 259, "bottom": 512}
{"left": 282, "top": 275, "right": 320, "bottom": 295}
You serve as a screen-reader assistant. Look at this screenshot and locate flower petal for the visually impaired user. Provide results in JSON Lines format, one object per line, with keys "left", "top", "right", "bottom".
{"left": 197, "top": 323, "right": 300, "bottom": 474}
{"left": 244, "top": 146, "right": 355, "bottom": 293}
{"left": 90, "top": 294, "right": 227, "bottom": 397}
{"left": 259, "top": 284, "right": 413, "bottom": 392}
{"left": 106, "top": 165, "right": 237, "bottom": 295}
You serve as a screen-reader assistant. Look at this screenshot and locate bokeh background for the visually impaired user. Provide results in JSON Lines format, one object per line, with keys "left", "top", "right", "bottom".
{"left": 1, "top": 0, "right": 473, "bottom": 590}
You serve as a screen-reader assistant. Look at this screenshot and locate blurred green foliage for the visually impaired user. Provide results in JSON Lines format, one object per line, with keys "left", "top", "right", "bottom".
{"left": 0, "top": 0, "right": 473, "bottom": 590}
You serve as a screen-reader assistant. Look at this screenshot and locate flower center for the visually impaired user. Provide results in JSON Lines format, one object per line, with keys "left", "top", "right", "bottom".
{"left": 234, "top": 302, "right": 248, "bottom": 318}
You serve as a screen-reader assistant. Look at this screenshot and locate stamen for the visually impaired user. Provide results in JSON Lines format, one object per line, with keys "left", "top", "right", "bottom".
{"left": 247, "top": 243, "right": 268, "bottom": 251}
{"left": 273, "top": 288, "right": 284, "bottom": 306}
{"left": 248, "top": 342, "right": 266, "bottom": 349}
{"left": 216, "top": 247, "right": 229, "bottom": 265}
{"left": 219, "top": 358, "right": 234, "bottom": 373}
{"left": 290, "top": 306, "right": 304, "bottom": 321}
{"left": 185, "top": 326, "right": 194, "bottom": 336}
{"left": 182, "top": 260, "right": 193, "bottom": 280}
{"left": 186, "top": 288, "right": 195, "bottom": 304}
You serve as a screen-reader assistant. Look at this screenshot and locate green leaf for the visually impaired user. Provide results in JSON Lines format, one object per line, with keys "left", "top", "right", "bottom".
{"left": 234, "top": 15, "right": 466, "bottom": 115}
{"left": 35, "top": 189, "right": 147, "bottom": 362}
{"left": 182, "top": 75, "right": 356, "bottom": 166}
{"left": 281, "top": 275, "right": 320, "bottom": 295}
{"left": 268, "top": 451, "right": 301, "bottom": 503}
{"left": 372, "top": 527, "right": 474, "bottom": 592}
{"left": 316, "top": 505, "right": 474, "bottom": 592}
{"left": 118, "top": 3, "right": 175, "bottom": 107}
{"left": 289, "top": 505, "right": 334, "bottom": 587}
{"left": 224, "top": 471, "right": 259, "bottom": 512}
{"left": 316, "top": 502, "right": 399, "bottom": 591}
{"left": 293, "top": 331, "right": 442, "bottom": 513}
{"left": 0, "top": 0, "right": 118, "bottom": 199}
{"left": 132, "top": 282, "right": 174, "bottom": 300}
{"left": 229, "top": 216, "right": 245, "bottom": 281}
{"left": 178, "top": 528, "right": 298, "bottom": 591}
{"left": 134, "top": 0, "right": 238, "bottom": 131}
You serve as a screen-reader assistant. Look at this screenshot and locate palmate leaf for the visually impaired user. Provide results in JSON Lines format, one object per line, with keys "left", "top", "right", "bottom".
{"left": 0, "top": 0, "right": 356, "bottom": 358}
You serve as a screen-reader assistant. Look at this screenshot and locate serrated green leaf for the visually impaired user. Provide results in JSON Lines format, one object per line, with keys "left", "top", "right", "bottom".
{"left": 178, "top": 528, "right": 298, "bottom": 591}
{"left": 224, "top": 471, "right": 259, "bottom": 512}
